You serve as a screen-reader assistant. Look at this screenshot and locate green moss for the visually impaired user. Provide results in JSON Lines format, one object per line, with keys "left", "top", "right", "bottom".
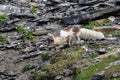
{"left": 16, "top": 24, "right": 25, "bottom": 32}
{"left": 0, "top": 35, "right": 7, "bottom": 42}
{"left": 81, "top": 19, "right": 111, "bottom": 29}
{"left": 90, "top": 44, "right": 108, "bottom": 50}
{"left": 104, "top": 64, "right": 120, "bottom": 78}
{"left": 110, "top": 31, "right": 120, "bottom": 37}
{"left": 41, "top": 47, "right": 84, "bottom": 76}
{"left": 23, "top": 30, "right": 37, "bottom": 40}
{"left": 75, "top": 56, "right": 120, "bottom": 80}
{"left": 94, "top": 44, "right": 103, "bottom": 49}
{"left": 50, "top": 57, "right": 63, "bottom": 64}
{"left": 109, "top": 77, "right": 120, "bottom": 80}
{"left": 22, "top": 64, "right": 31, "bottom": 72}
{"left": 41, "top": 51, "right": 50, "bottom": 60}
{"left": 33, "top": 71, "right": 48, "bottom": 80}
{"left": 41, "top": 63, "right": 52, "bottom": 71}
{"left": 107, "top": 46, "right": 114, "bottom": 51}
{"left": 79, "top": 57, "right": 92, "bottom": 65}
{"left": 90, "top": 52, "right": 99, "bottom": 58}
{"left": 0, "top": 14, "right": 8, "bottom": 24}
{"left": 30, "top": 7, "right": 38, "bottom": 14}
{"left": 62, "top": 46, "right": 83, "bottom": 54}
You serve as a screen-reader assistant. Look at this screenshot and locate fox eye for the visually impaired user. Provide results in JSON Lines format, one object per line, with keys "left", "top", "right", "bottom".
{"left": 47, "top": 37, "right": 53, "bottom": 42}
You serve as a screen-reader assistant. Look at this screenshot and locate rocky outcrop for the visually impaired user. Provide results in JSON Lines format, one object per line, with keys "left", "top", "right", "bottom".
{"left": 91, "top": 60, "right": 120, "bottom": 80}
{"left": 0, "top": 0, "right": 120, "bottom": 80}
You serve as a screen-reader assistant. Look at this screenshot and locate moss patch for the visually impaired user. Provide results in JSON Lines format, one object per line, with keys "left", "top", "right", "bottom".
{"left": 22, "top": 64, "right": 31, "bottom": 72}
{"left": 40, "top": 46, "right": 84, "bottom": 77}
{"left": 16, "top": 24, "right": 25, "bottom": 32}
{"left": 75, "top": 56, "right": 120, "bottom": 80}
{"left": 0, "top": 14, "right": 8, "bottom": 24}
{"left": 30, "top": 7, "right": 38, "bottom": 14}
{"left": 109, "top": 77, "right": 120, "bottom": 80}
{"left": 104, "top": 64, "right": 120, "bottom": 78}
{"left": 41, "top": 51, "right": 50, "bottom": 60}
{"left": 81, "top": 19, "right": 111, "bottom": 29}
{"left": 0, "top": 35, "right": 8, "bottom": 42}
{"left": 23, "top": 30, "right": 37, "bottom": 40}
{"left": 106, "top": 30, "right": 120, "bottom": 37}
{"left": 33, "top": 71, "right": 48, "bottom": 80}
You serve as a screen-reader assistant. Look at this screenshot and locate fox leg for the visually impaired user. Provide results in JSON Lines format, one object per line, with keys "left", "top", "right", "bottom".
{"left": 75, "top": 33, "right": 80, "bottom": 44}
{"left": 70, "top": 36, "right": 72, "bottom": 46}
{"left": 67, "top": 36, "right": 72, "bottom": 47}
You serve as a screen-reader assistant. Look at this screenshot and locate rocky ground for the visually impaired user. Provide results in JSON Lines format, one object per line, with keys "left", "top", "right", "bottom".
{"left": 0, "top": 0, "right": 120, "bottom": 80}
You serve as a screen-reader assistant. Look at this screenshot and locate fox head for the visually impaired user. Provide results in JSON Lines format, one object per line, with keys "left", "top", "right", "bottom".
{"left": 47, "top": 33, "right": 54, "bottom": 46}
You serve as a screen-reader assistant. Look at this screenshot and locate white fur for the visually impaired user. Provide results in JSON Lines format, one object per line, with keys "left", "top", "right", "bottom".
{"left": 48, "top": 33, "right": 66, "bottom": 45}
{"left": 78, "top": 28, "right": 104, "bottom": 40}
{"left": 60, "top": 30, "right": 74, "bottom": 38}
{"left": 53, "top": 36, "right": 66, "bottom": 45}
{"left": 60, "top": 30, "right": 69, "bottom": 38}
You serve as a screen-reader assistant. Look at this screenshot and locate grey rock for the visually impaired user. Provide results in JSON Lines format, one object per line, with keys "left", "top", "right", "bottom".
{"left": 17, "top": 51, "right": 42, "bottom": 61}
{"left": 21, "top": 47, "right": 37, "bottom": 53}
{"left": 96, "top": 48, "right": 107, "bottom": 55}
{"left": 0, "top": 5, "right": 21, "bottom": 15}
{"left": 92, "top": 60, "right": 120, "bottom": 80}
{"left": 63, "top": 69, "right": 73, "bottom": 76}
{"left": 33, "top": 29, "right": 51, "bottom": 36}
{"left": 91, "top": 74, "right": 104, "bottom": 80}
{"left": 0, "top": 5, "right": 31, "bottom": 15}
{"left": 55, "top": 75, "right": 63, "bottom": 80}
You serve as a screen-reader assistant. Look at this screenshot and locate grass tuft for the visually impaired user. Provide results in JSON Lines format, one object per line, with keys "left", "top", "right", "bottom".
{"left": 0, "top": 35, "right": 8, "bottom": 42}
{"left": 104, "top": 64, "right": 120, "bottom": 78}
{"left": 33, "top": 71, "right": 48, "bottom": 80}
{"left": 90, "top": 52, "right": 99, "bottom": 58}
{"left": 41, "top": 51, "right": 50, "bottom": 60}
{"left": 75, "top": 56, "right": 120, "bottom": 80}
{"left": 0, "top": 14, "right": 9, "bottom": 24}
{"left": 40, "top": 47, "right": 84, "bottom": 77}
{"left": 30, "top": 7, "right": 38, "bottom": 14}
{"left": 23, "top": 30, "right": 37, "bottom": 40}
{"left": 16, "top": 24, "right": 25, "bottom": 32}
{"left": 22, "top": 64, "right": 31, "bottom": 72}
{"left": 81, "top": 19, "right": 111, "bottom": 29}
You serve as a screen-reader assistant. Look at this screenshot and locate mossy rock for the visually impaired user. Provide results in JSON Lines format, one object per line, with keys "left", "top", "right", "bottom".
{"left": 75, "top": 56, "right": 120, "bottom": 80}
{"left": 33, "top": 71, "right": 48, "bottom": 80}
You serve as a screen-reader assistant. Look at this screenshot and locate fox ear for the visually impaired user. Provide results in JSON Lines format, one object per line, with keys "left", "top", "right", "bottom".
{"left": 47, "top": 33, "right": 54, "bottom": 38}
{"left": 47, "top": 33, "right": 52, "bottom": 36}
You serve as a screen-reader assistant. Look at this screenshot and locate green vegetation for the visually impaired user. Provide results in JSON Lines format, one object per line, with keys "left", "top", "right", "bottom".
{"left": 23, "top": 30, "right": 37, "bottom": 40}
{"left": 22, "top": 64, "right": 31, "bottom": 72}
{"left": 104, "top": 64, "right": 120, "bottom": 78}
{"left": 94, "top": 44, "right": 103, "bottom": 49}
{"left": 81, "top": 19, "right": 111, "bottom": 29}
{"left": 41, "top": 51, "right": 50, "bottom": 60}
{"left": 30, "top": 7, "right": 38, "bottom": 14}
{"left": 90, "top": 52, "right": 99, "bottom": 58}
{"left": 16, "top": 24, "right": 37, "bottom": 40}
{"left": 16, "top": 24, "right": 25, "bottom": 32}
{"left": 33, "top": 71, "right": 48, "bottom": 80}
{"left": 0, "top": 35, "right": 7, "bottom": 42}
{"left": 40, "top": 47, "right": 84, "bottom": 77}
{"left": 0, "top": 14, "right": 8, "bottom": 24}
{"left": 61, "top": 45, "right": 84, "bottom": 54}
{"left": 75, "top": 56, "right": 120, "bottom": 80}
{"left": 109, "top": 77, "right": 120, "bottom": 80}
{"left": 41, "top": 63, "right": 52, "bottom": 71}
{"left": 107, "top": 46, "right": 114, "bottom": 51}
{"left": 109, "top": 31, "right": 120, "bottom": 37}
